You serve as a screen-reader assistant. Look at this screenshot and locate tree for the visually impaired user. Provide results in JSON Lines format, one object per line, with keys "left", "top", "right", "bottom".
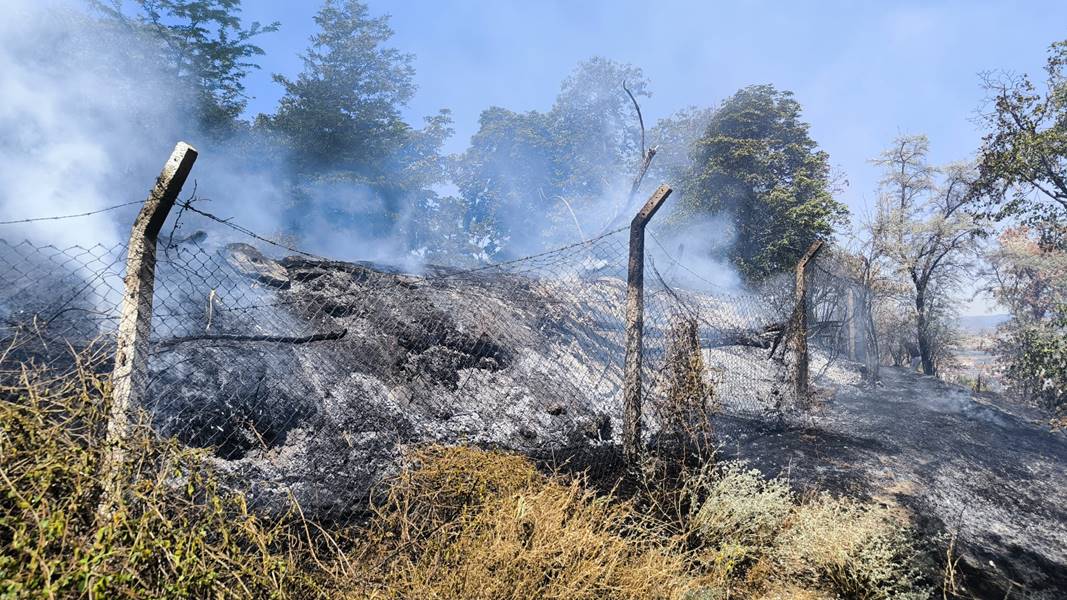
{"left": 260, "top": 0, "right": 452, "bottom": 245}
{"left": 871, "top": 135, "right": 984, "bottom": 376}
{"left": 974, "top": 41, "right": 1067, "bottom": 224}
{"left": 92, "top": 0, "right": 278, "bottom": 136}
{"left": 453, "top": 58, "right": 649, "bottom": 258}
{"left": 453, "top": 107, "right": 555, "bottom": 256}
{"left": 677, "top": 85, "right": 848, "bottom": 280}
{"left": 985, "top": 224, "right": 1067, "bottom": 414}
{"left": 265, "top": 0, "right": 415, "bottom": 180}
{"left": 646, "top": 106, "right": 715, "bottom": 199}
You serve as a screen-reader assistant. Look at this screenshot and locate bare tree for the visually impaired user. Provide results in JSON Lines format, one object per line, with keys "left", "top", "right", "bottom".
{"left": 871, "top": 135, "right": 984, "bottom": 376}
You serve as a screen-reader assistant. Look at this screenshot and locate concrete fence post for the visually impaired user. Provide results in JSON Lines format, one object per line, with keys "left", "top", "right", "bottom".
{"left": 787, "top": 240, "right": 824, "bottom": 408}
{"left": 98, "top": 142, "right": 197, "bottom": 520}
{"left": 623, "top": 184, "right": 672, "bottom": 467}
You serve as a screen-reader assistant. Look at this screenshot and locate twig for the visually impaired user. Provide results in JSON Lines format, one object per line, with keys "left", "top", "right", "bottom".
{"left": 156, "top": 328, "right": 348, "bottom": 348}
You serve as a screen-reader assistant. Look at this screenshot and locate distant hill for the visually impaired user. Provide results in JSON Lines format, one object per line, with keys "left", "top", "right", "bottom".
{"left": 957, "top": 314, "right": 1011, "bottom": 333}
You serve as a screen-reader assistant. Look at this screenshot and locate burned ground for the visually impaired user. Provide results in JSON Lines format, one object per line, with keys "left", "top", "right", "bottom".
{"left": 4, "top": 241, "right": 1064, "bottom": 597}
{"left": 718, "top": 367, "right": 1067, "bottom": 597}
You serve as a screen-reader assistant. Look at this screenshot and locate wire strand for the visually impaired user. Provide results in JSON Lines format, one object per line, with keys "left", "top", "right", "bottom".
{"left": 0, "top": 201, "right": 144, "bottom": 225}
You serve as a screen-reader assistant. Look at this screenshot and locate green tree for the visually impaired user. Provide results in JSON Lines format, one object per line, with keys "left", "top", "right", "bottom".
{"left": 453, "top": 107, "right": 555, "bottom": 256}
{"left": 646, "top": 106, "right": 715, "bottom": 197}
{"left": 986, "top": 225, "right": 1067, "bottom": 414}
{"left": 260, "top": 0, "right": 452, "bottom": 242}
{"left": 454, "top": 58, "right": 649, "bottom": 257}
{"left": 975, "top": 40, "right": 1067, "bottom": 224}
{"left": 92, "top": 0, "right": 278, "bottom": 136}
{"left": 871, "top": 136, "right": 984, "bottom": 376}
{"left": 265, "top": 0, "right": 415, "bottom": 180}
{"left": 678, "top": 85, "right": 847, "bottom": 280}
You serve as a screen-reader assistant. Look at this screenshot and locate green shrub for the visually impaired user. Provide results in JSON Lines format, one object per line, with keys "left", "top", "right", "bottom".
{"left": 686, "top": 463, "right": 930, "bottom": 599}
{"left": 774, "top": 494, "right": 931, "bottom": 599}
{"left": 690, "top": 463, "right": 793, "bottom": 579}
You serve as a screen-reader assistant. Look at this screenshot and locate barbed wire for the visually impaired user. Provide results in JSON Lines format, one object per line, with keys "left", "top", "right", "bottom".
{"left": 0, "top": 200, "right": 144, "bottom": 225}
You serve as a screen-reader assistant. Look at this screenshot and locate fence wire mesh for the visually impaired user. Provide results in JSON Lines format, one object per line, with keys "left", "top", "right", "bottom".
{"left": 0, "top": 205, "right": 832, "bottom": 520}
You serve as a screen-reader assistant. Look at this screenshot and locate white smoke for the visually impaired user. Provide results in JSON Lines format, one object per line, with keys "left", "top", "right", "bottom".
{"left": 0, "top": 1, "right": 179, "bottom": 247}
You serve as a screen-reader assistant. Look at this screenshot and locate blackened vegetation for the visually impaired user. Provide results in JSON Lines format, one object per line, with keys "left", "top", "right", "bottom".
{"left": 141, "top": 247, "right": 627, "bottom": 519}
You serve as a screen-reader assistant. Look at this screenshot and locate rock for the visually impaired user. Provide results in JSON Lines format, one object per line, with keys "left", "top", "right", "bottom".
{"left": 223, "top": 243, "right": 290, "bottom": 288}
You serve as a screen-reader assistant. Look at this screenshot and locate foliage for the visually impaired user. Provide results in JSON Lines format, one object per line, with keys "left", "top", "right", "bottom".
{"left": 775, "top": 494, "right": 931, "bottom": 600}
{"left": 984, "top": 224, "right": 1067, "bottom": 414}
{"left": 266, "top": 0, "right": 415, "bottom": 180}
{"left": 0, "top": 340, "right": 935, "bottom": 599}
{"left": 91, "top": 0, "right": 278, "bottom": 136}
{"left": 260, "top": 0, "right": 454, "bottom": 242}
{"left": 689, "top": 463, "right": 793, "bottom": 580}
{"left": 454, "top": 58, "right": 649, "bottom": 257}
{"left": 997, "top": 306, "right": 1067, "bottom": 416}
{"left": 870, "top": 135, "right": 984, "bottom": 376}
{"left": 986, "top": 224, "right": 1067, "bottom": 322}
{"left": 975, "top": 40, "right": 1067, "bottom": 224}
{"left": 684, "top": 464, "right": 931, "bottom": 599}
{"left": 676, "top": 85, "right": 848, "bottom": 280}
{"left": 646, "top": 106, "right": 716, "bottom": 196}
{"left": 353, "top": 448, "right": 933, "bottom": 600}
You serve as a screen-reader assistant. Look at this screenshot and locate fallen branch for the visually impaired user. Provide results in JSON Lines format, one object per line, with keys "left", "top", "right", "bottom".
{"left": 707, "top": 324, "right": 784, "bottom": 350}
{"left": 156, "top": 328, "right": 347, "bottom": 348}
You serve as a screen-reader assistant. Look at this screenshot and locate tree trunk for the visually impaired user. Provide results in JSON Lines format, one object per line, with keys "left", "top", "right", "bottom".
{"left": 915, "top": 290, "right": 936, "bottom": 376}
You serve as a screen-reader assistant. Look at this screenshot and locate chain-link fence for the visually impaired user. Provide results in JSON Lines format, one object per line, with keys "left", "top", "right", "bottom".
{"left": 1, "top": 187, "right": 838, "bottom": 521}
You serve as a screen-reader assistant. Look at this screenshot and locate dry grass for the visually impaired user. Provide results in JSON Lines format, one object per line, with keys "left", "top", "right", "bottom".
{"left": 0, "top": 346, "right": 329, "bottom": 598}
{"left": 0, "top": 347, "right": 937, "bottom": 599}
{"left": 352, "top": 446, "right": 694, "bottom": 599}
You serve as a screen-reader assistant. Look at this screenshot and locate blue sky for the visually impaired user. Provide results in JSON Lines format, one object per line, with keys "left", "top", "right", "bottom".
{"left": 236, "top": 1, "right": 1064, "bottom": 313}
{"left": 239, "top": 1, "right": 1065, "bottom": 218}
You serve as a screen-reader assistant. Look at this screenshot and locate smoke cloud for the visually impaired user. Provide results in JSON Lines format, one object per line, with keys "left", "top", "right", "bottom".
{"left": 0, "top": 0, "right": 745, "bottom": 293}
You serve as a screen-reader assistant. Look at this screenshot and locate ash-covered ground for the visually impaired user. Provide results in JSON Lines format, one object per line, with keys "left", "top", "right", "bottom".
{"left": 720, "top": 364, "right": 1067, "bottom": 598}
{"left": 140, "top": 246, "right": 1065, "bottom": 595}
{"left": 6, "top": 241, "right": 1062, "bottom": 597}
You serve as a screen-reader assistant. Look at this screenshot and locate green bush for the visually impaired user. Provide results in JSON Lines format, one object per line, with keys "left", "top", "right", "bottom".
{"left": 776, "top": 494, "right": 930, "bottom": 599}
{"left": 1000, "top": 308, "right": 1067, "bottom": 417}
{"left": 686, "top": 463, "right": 931, "bottom": 599}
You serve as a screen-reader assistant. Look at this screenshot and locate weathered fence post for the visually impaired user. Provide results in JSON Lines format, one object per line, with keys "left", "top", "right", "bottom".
{"left": 98, "top": 142, "right": 198, "bottom": 519}
{"left": 623, "top": 184, "right": 672, "bottom": 466}
{"left": 787, "top": 240, "right": 824, "bottom": 407}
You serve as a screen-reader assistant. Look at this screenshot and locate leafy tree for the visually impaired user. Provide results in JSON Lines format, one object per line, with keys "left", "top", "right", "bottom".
{"left": 677, "top": 85, "right": 847, "bottom": 280}
{"left": 91, "top": 0, "right": 278, "bottom": 136}
{"left": 646, "top": 106, "right": 715, "bottom": 197}
{"left": 265, "top": 0, "right": 415, "bottom": 180}
{"left": 1000, "top": 307, "right": 1067, "bottom": 417}
{"left": 454, "top": 58, "right": 649, "bottom": 257}
{"left": 986, "top": 224, "right": 1067, "bottom": 414}
{"left": 453, "top": 107, "right": 555, "bottom": 256}
{"left": 871, "top": 135, "right": 984, "bottom": 376}
{"left": 259, "top": 0, "right": 452, "bottom": 244}
{"left": 974, "top": 40, "right": 1067, "bottom": 224}
{"left": 550, "top": 58, "right": 649, "bottom": 198}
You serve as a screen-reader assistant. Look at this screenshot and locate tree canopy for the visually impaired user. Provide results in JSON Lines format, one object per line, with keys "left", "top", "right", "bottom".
{"left": 453, "top": 58, "right": 649, "bottom": 257}
{"left": 975, "top": 40, "right": 1067, "bottom": 224}
{"left": 265, "top": 0, "right": 416, "bottom": 180}
{"left": 92, "top": 0, "right": 278, "bottom": 136}
{"left": 677, "top": 85, "right": 848, "bottom": 280}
